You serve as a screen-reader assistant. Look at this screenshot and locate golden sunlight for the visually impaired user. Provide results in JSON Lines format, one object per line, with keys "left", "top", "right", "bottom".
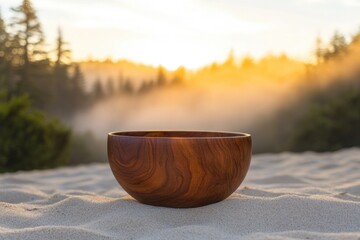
{"left": 1, "top": 1, "right": 360, "bottom": 237}
{"left": 4, "top": 0, "right": 356, "bottom": 69}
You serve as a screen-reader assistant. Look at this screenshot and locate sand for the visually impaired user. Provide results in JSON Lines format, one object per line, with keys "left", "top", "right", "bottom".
{"left": 0, "top": 148, "right": 359, "bottom": 240}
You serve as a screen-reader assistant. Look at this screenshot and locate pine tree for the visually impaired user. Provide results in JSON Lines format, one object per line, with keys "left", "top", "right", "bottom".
{"left": 0, "top": 13, "right": 12, "bottom": 97}
{"left": 241, "top": 55, "right": 255, "bottom": 69}
{"left": 71, "top": 64, "right": 86, "bottom": 109}
{"left": 10, "top": 0, "right": 46, "bottom": 81}
{"left": 9, "top": 0, "right": 51, "bottom": 111}
{"left": 92, "top": 77, "right": 104, "bottom": 101}
{"left": 52, "top": 28, "right": 72, "bottom": 117}
{"left": 122, "top": 79, "right": 134, "bottom": 94}
{"left": 106, "top": 77, "right": 115, "bottom": 97}
{"left": 117, "top": 71, "right": 124, "bottom": 94}
{"left": 315, "top": 36, "right": 324, "bottom": 64}
{"left": 156, "top": 66, "right": 166, "bottom": 86}
{"left": 323, "top": 31, "right": 347, "bottom": 61}
{"left": 172, "top": 66, "right": 185, "bottom": 85}
{"left": 224, "top": 49, "right": 235, "bottom": 66}
{"left": 0, "top": 14, "right": 9, "bottom": 61}
{"left": 138, "top": 80, "right": 154, "bottom": 94}
{"left": 55, "top": 27, "right": 71, "bottom": 67}
{"left": 330, "top": 31, "right": 347, "bottom": 55}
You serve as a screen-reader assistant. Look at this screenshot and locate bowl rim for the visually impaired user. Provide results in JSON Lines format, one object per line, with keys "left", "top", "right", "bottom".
{"left": 108, "top": 130, "right": 251, "bottom": 140}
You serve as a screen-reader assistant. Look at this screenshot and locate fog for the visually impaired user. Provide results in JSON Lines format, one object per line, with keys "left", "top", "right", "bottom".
{"left": 72, "top": 56, "right": 306, "bottom": 141}
{"left": 69, "top": 38, "right": 360, "bottom": 155}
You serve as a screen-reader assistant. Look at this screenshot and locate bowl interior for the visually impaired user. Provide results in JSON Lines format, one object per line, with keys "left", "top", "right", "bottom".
{"left": 109, "top": 131, "right": 250, "bottom": 139}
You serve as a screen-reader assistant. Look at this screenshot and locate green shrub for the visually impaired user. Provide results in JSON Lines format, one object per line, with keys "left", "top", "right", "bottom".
{"left": 290, "top": 88, "right": 360, "bottom": 152}
{"left": 0, "top": 95, "right": 71, "bottom": 172}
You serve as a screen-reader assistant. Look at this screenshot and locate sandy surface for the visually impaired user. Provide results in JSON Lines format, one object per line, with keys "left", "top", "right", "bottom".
{"left": 0, "top": 148, "right": 359, "bottom": 240}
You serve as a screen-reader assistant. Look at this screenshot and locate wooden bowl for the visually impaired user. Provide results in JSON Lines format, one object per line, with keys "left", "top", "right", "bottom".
{"left": 107, "top": 131, "right": 251, "bottom": 208}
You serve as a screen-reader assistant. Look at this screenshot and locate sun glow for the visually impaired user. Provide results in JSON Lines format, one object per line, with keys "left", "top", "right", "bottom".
{"left": 68, "top": 0, "right": 271, "bottom": 70}
{"left": 2, "top": 0, "right": 360, "bottom": 69}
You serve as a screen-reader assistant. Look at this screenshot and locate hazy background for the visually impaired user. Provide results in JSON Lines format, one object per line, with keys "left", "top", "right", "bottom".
{"left": 0, "top": 0, "right": 359, "bottom": 172}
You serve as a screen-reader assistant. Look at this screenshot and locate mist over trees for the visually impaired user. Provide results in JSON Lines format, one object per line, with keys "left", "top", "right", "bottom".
{"left": 290, "top": 30, "right": 360, "bottom": 151}
{"left": 252, "top": 31, "right": 360, "bottom": 152}
{"left": 0, "top": 0, "right": 359, "bottom": 172}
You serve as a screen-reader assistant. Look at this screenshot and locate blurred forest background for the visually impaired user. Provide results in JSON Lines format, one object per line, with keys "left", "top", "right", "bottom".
{"left": 0, "top": 0, "right": 359, "bottom": 172}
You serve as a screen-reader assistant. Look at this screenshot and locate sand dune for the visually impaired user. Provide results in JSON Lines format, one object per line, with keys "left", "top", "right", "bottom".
{"left": 0, "top": 148, "right": 359, "bottom": 239}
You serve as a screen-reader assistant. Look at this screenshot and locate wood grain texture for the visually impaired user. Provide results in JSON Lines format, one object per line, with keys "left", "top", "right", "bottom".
{"left": 107, "top": 131, "right": 252, "bottom": 208}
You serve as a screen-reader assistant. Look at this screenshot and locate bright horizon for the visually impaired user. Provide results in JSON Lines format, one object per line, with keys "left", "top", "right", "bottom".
{"left": 1, "top": 0, "right": 360, "bottom": 70}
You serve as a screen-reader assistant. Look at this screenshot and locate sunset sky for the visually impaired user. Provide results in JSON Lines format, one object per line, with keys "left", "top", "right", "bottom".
{"left": 1, "top": 0, "right": 360, "bottom": 69}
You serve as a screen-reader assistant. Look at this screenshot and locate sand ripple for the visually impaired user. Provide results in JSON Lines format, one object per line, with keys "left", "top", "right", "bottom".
{"left": 1, "top": 148, "right": 359, "bottom": 239}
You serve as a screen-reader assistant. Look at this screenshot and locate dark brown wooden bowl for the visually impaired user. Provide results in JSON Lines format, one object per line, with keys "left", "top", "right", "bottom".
{"left": 107, "top": 131, "right": 251, "bottom": 208}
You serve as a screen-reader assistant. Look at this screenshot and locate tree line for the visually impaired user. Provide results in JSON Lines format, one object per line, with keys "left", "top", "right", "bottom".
{"left": 0, "top": 0, "right": 186, "bottom": 121}
{"left": 0, "top": 0, "right": 88, "bottom": 119}
{"left": 92, "top": 64, "right": 186, "bottom": 100}
{"left": 0, "top": 0, "right": 186, "bottom": 172}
